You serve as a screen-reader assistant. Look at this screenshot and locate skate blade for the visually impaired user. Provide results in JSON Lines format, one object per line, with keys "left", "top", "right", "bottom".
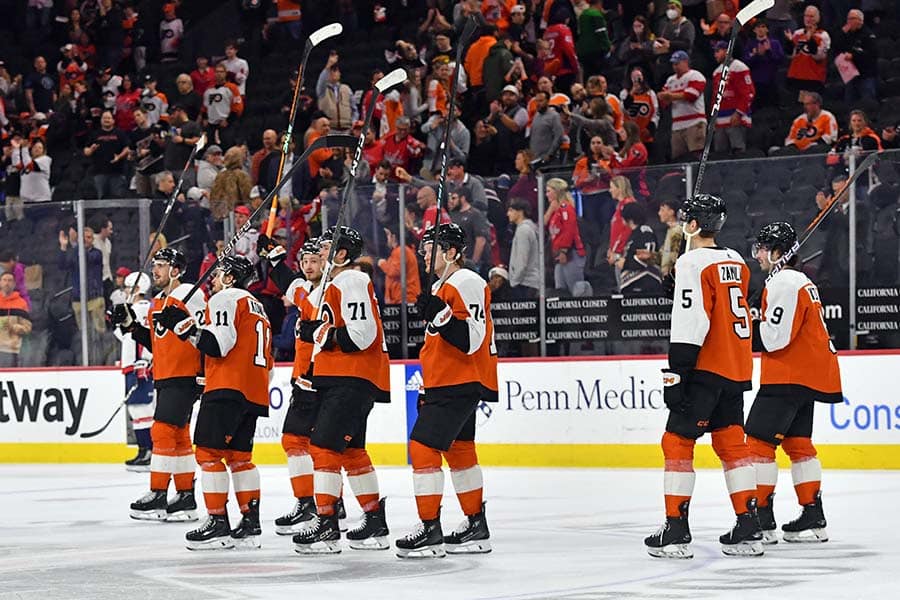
{"left": 339, "top": 518, "right": 348, "bottom": 533}
{"left": 721, "top": 541, "right": 764, "bottom": 556}
{"left": 125, "top": 465, "right": 150, "bottom": 473}
{"left": 646, "top": 543, "right": 693, "bottom": 559}
{"left": 783, "top": 528, "right": 828, "bottom": 543}
{"left": 347, "top": 535, "right": 390, "bottom": 551}
{"left": 232, "top": 535, "right": 262, "bottom": 550}
{"left": 293, "top": 540, "right": 342, "bottom": 555}
{"left": 396, "top": 544, "right": 446, "bottom": 559}
{"left": 445, "top": 539, "right": 492, "bottom": 554}
{"left": 130, "top": 509, "right": 167, "bottom": 521}
{"left": 274, "top": 519, "right": 317, "bottom": 536}
{"left": 186, "top": 537, "right": 235, "bottom": 551}
{"left": 761, "top": 530, "right": 779, "bottom": 545}
{"left": 166, "top": 510, "right": 199, "bottom": 522}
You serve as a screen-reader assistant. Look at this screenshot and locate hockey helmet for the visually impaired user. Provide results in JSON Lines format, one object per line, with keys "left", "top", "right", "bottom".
{"left": 299, "top": 238, "right": 320, "bottom": 258}
{"left": 152, "top": 247, "right": 187, "bottom": 271}
{"left": 419, "top": 223, "right": 467, "bottom": 257}
{"left": 320, "top": 226, "right": 364, "bottom": 262}
{"left": 754, "top": 221, "right": 797, "bottom": 256}
{"left": 678, "top": 194, "right": 727, "bottom": 233}
{"left": 218, "top": 254, "right": 256, "bottom": 288}
{"left": 124, "top": 271, "right": 151, "bottom": 296}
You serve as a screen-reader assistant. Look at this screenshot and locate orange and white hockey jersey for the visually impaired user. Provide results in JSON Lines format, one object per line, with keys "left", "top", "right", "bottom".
{"left": 312, "top": 269, "right": 390, "bottom": 401}
{"left": 285, "top": 277, "right": 323, "bottom": 380}
{"left": 785, "top": 110, "right": 838, "bottom": 151}
{"left": 669, "top": 247, "right": 752, "bottom": 388}
{"left": 419, "top": 268, "right": 499, "bottom": 401}
{"left": 759, "top": 269, "right": 842, "bottom": 401}
{"left": 201, "top": 287, "right": 273, "bottom": 410}
{"left": 149, "top": 284, "right": 206, "bottom": 387}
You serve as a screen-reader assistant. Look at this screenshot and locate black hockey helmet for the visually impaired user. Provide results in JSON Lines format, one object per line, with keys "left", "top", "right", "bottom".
{"left": 218, "top": 254, "right": 256, "bottom": 288}
{"left": 152, "top": 247, "right": 187, "bottom": 271}
{"left": 320, "top": 225, "right": 364, "bottom": 262}
{"left": 754, "top": 221, "right": 797, "bottom": 256}
{"left": 419, "top": 223, "right": 467, "bottom": 257}
{"left": 298, "top": 237, "right": 319, "bottom": 259}
{"left": 678, "top": 193, "right": 727, "bottom": 233}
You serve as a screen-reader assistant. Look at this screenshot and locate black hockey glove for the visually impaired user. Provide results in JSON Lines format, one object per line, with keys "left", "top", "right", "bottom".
{"left": 297, "top": 319, "right": 336, "bottom": 349}
{"left": 109, "top": 303, "right": 136, "bottom": 331}
{"left": 662, "top": 369, "right": 691, "bottom": 415}
{"left": 416, "top": 292, "right": 450, "bottom": 326}
{"left": 156, "top": 305, "right": 197, "bottom": 341}
{"left": 256, "top": 233, "right": 276, "bottom": 258}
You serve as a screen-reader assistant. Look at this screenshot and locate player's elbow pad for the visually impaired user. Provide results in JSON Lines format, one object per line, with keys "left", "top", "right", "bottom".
{"left": 438, "top": 317, "right": 470, "bottom": 353}
{"left": 334, "top": 326, "right": 362, "bottom": 353}
{"left": 131, "top": 324, "right": 153, "bottom": 350}
{"left": 668, "top": 342, "right": 700, "bottom": 372}
{"left": 196, "top": 330, "right": 223, "bottom": 357}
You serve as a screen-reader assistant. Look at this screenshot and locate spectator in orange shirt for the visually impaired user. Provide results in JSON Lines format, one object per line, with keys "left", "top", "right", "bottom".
{"left": 378, "top": 224, "right": 421, "bottom": 305}
{"left": 783, "top": 92, "right": 838, "bottom": 153}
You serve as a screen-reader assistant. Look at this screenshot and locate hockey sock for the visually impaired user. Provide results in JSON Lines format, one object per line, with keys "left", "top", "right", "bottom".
{"left": 310, "top": 444, "right": 342, "bottom": 516}
{"left": 226, "top": 450, "right": 260, "bottom": 512}
{"left": 409, "top": 439, "right": 444, "bottom": 521}
{"left": 343, "top": 448, "right": 380, "bottom": 512}
{"left": 149, "top": 421, "right": 178, "bottom": 491}
{"left": 661, "top": 431, "right": 696, "bottom": 517}
{"left": 445, "top": 440, "right": 483, "bottom": 516}
{"left": 173, "top": 425, "right": 195, "bottom": 492}
{"left": 128, "top": 402, "right": 154, "bottom": 448}
{"left": 282, "top": 434, "right": 313, "bottom": 499}
{"left": 783, "top": 437, "right": 821, "bottom": 505}
{"left": 134, "top": 428, "right": 152, "bottom": 450}
{"left": 712, "top": 426, "right": 756, "bottom": 514}
{"left": 748, "top": 436, "right": 778, "bottom": 507}
{"left": 196, "top": 447, "right": 228, "bottom": 515}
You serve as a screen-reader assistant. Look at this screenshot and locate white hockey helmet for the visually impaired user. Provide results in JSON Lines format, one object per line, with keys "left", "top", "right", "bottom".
{"left": 124, "top": 271, "right": 151, "bottom": 296}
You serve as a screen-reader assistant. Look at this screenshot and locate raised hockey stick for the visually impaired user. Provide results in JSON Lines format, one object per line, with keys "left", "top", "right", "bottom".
{"left": 265, "top": 22, "right": 343, "bottom": 237}
{"left": 426, "top": 16, "right": 477, "bottom": 294}
{"left": 79, "top": 374, "right": 145, "bottom": 438}
{"left": 181, "top": 133, "right": 358, "bottom": 304}
{"left": 692, "top": 0, "right": 774, "bottom": 197}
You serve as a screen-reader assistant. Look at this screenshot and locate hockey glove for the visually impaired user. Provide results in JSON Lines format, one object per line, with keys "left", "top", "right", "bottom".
{"left": 266, "top": 245, "right": 287, "bottom": 266}
{"left": 662, "top": 369, "right": 691, "bottom": 415}
{"left": 133, "top": 359, "right": 151, "bottom": 381}
{"left": 110, "top": 303, "right": 136, "bottom": 331}
{"left": 156, "top": 305, "right": 198, "bottom": 341}
{"left": 416, "top": 292, "right": 452, "bottom": 327}
{"left": 297, "top": 319, "right": 336, "bottom": 349}
{"left": 256, "top": 233, "right": 276, "bottom": 258}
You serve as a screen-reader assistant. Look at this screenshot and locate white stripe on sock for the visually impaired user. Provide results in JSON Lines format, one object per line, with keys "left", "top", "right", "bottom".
{"left": 450, "top": 465, "right": 483, "bottom": 494}
{"left": 314, "top": 470, "right": 343, "bottom": 497}
{"left": 663, "top": 470, "right": 696, "bottom": 496}
{"left": 791, "top": 457, "right": 822, "bottom": 485}
{"left": 202, "top": 469, "right": 229, "bottom": 494}
{"left": 231, "top": 467, "right": 260, "bottom": 493}
{"left": 724, "top": 465, "right": 757, "bottom": 494}
{"left": 173, "top": 454, "right": 195, "bottom": 476}
{"left": 287, "top": 454, "right": 313, "bottom": 479}
{"left": 150, "top": 453, "right": 177, "bottom": 474}
{"left": 413, "top": 470, "right": 445, "bottom": 496}
{"left": 754, "top": 460, "right": 779, "bottom": 486}
{"left": 347, "top": 470, "right": 379, "bottom": 497}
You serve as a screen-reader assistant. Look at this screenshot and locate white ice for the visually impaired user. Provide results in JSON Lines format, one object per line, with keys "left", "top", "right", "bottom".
{"left": 0, "top": 465, "right": 896, "bottom": 600}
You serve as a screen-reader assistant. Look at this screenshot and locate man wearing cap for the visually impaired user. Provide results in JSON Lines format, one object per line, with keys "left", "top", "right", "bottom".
{"left": 653, "top": 1, "right": 695, "bottom": 80}
{"left": 711, "top": 41, "right": 754, "bottom": 155}
{"left": 658, "top": 50, "right": 706, "bottom": 161}
{"left": 488, "top": 84, "right": 527, "bottom": 174}
{"left": 197, "top": 145, "right": 223, "bottom": 193}
{"left": 140, "top": 74, "right": 169, "bottom": 127}
{"left": 163, "top": 103, "right": 202, "bottom": 188}
{"left": 109, "top": 267, "right": 133, "bottom": 306}
{"left": 743, "top": 20, "right": 785, "bottom": 110}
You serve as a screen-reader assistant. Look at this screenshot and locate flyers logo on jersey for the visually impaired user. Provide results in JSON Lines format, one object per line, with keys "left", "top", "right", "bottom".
{"left": 718, "top": 264, "right": 741, "bottom": 284}
{"left": 796, "top": 125, "right": 819, "bottom": 140}
{"left": 154, "top": 321, "right": 170, "bottom": 338}
{"left": 626, "top": 100, "right": 651, "bottom": 118}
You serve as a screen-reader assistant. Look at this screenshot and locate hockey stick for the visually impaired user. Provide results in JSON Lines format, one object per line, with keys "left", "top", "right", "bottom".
{"left": 79, "top": 374, "right": 146, "bottom": 438}
{"left": 181, "top": 133, "right": 357, "bottom": 304}
{"left": 313, "top": 67, "right": 409, "bottom": 318}
{"left": 265, "top": 22, "right": 343, "bottom": 237}
{"left": 425, "top": 16, "right": 478, "bottom": 294}
{"left": 692, "top": 0, "right": 774, "bottom": 197}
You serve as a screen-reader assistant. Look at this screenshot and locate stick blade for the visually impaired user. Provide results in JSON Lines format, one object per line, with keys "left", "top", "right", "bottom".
{"left": 736, "top": 0, "right": 775, "bottom": 25}
{"left": 309, "top": 22, "right": 342, "bottom": 47}
{"left": 376, "top": 67, "right": 408, "bottom": 93}
{"left": 195, "top": 132, "right": 207, "bottom": 149}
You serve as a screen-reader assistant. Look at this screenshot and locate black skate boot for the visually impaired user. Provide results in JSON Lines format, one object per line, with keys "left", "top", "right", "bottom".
{"left": 125, "top": 447, "right": 151, "bottom": 472}
{"left": 444, "top": 502, "right": 491, "bottom": 554}
{"left": 130, "top": 490, "right": 168, "bottom": 521}
{"left": 231, "top": 499, "right": 262, "bottom": 549}
{"left": 335, "top": 496, "right": 348, "bottom": 531}
{"left": 645, "top": 501, "right": 693, "bottom": 559}
{"left": 396, "top": 517, "right": 445, "bottom": 559}
{"left": 293, "top": 513, "right": 341, "bottom": 554}
{"left": 185, "top": 513, "right": 234, "bottom": 550}
{"left": 720, "top": 498, "right": 764, "bottom": 556}
{"left": 346, "top": 497, "right": 389, "bottom": 550}
{"left": 758, "top": 493, "right": 778, "bottom": 545}
{"left": 274, "top": 496, "right": 316, "bottom": 536}
{"left": 782, "top": 491, "right": 828, "bottom": 543}
{"left": 166, "top": 488, "right": 198, "bottom": 522}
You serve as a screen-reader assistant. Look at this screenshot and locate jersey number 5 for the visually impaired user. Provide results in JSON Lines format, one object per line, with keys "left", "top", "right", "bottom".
{"left": 729, "top": 287, "right": 751, "bottom": 339}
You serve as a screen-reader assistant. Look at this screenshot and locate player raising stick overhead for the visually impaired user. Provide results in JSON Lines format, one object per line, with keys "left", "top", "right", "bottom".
{"left": 747, "top": 222, "right": 840, "bottom": 544}
{"left": 644, "top": 194, "right": 761, "bottom": 559}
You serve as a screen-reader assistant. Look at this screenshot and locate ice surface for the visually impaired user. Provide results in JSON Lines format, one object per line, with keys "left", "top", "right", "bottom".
{"left": 0, "top": 465, "right": 895, "bottom": 600}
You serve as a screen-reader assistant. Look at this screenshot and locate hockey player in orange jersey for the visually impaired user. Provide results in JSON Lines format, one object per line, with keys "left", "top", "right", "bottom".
{"left": 395, "top": 223, "right": 498, "bottom": 558}
{"left": 155, "top": 255, "right": 273, "bottom": 550}
{"left": 644, "top": 194, "right": 762, "bottom": 559}
{"left": 747, "top": 222, "right": 841, "bottom": 544}
{"left": 111, "top": 248, "right": 205, "bottom": 523}
{"left": 292, "top": 226, "right": 392, "bottom": 554}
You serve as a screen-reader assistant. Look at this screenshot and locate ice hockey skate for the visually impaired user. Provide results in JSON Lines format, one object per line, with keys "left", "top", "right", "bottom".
{"left": 129, "top": 490, "right": 167, "bottom": 521}
{"left": 335, "top": 496, "right": 348, "bottom": 531}
{"left": 720, "top": 499, "right": 764, "bottom": 556}
{"left": 165, "top": 488, "right": 198, "bottom": 522}
{"left": 396, "top": 518, "right": 446, "bottom": 559}
{"left": 346, "top": 497, "right": 389, "bottom": 550}
{"left": 758, "top": 493, "right": 778, "bottom": 544}
{"left": 444, "top": 502, "right": 491, "bottom": 554}
{"left": 645, "top": 501, "right": 693, "bottom": 559}
{"left": 782, "top": 491, "right": 828, "bottom": 543}
{"left": 274, "top": 497, "right": 316, "bottom": 535}
{"left": 185, "top": 513, "right": 234, "bottom": 550}
{"left": 293, "top": 513, "right": 341, "bottom": 554}
{"left": 230, "top": 499, "right": 262, "bottom": 549}
{"left": 124, "top": 448, "right": 151, "bottom": 472}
